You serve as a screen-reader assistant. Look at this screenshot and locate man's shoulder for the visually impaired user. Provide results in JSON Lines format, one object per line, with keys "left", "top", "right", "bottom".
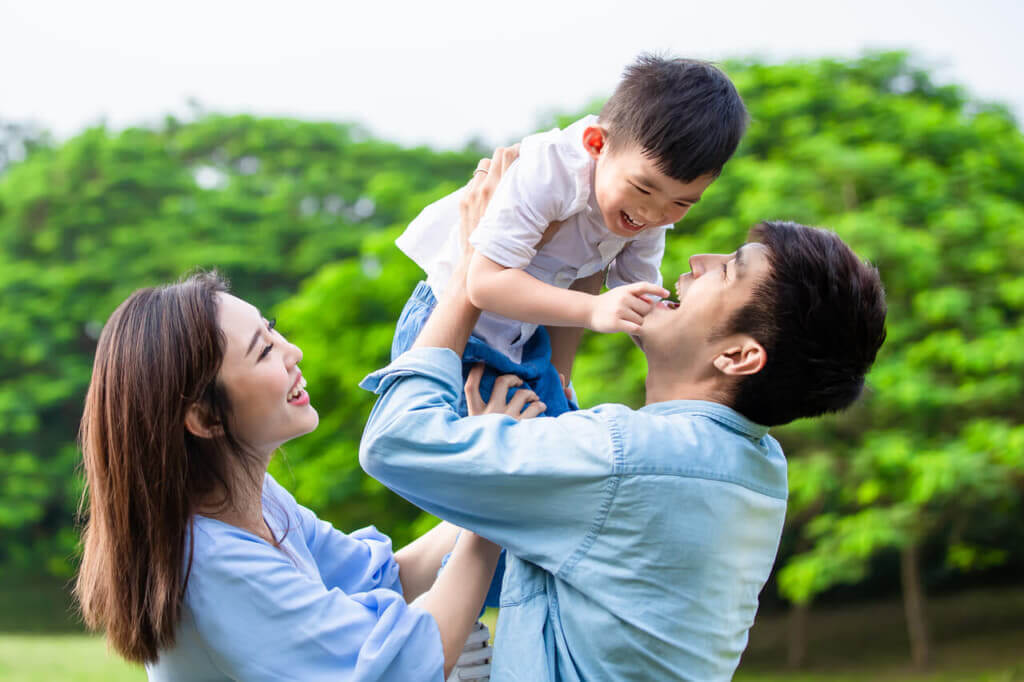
{"left": 587, "top": 400, "right": 788, "bottom": 498}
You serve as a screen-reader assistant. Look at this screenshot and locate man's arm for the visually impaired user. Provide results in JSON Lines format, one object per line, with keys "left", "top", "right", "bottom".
{"left": 410, "top": 147, "right": 519, "bottom": 355}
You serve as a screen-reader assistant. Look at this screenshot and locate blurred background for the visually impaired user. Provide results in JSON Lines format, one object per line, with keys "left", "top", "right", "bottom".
{"left": 1, "top": 1, "right": 1022, "bottom": 680}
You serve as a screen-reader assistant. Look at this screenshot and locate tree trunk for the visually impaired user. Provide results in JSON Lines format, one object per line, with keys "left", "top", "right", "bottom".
{"left": 787, "top": 602, "right": 809, "bottom": 669}
{"left": 900, "top": 542, "right": 930, "bottom": 669}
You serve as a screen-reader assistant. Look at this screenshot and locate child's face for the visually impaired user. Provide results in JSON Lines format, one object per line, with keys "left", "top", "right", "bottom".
{"left": 591, "top": 141, "right": 715, "bottom": 239}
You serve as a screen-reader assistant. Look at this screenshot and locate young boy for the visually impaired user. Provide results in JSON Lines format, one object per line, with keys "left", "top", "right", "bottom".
{"left": 392, "top": 54, "right": 748, "bottom": 416}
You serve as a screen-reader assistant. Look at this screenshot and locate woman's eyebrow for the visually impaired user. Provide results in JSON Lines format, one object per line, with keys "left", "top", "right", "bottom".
{"left": 245, "top": 327, "right": 263, "bottom": 357}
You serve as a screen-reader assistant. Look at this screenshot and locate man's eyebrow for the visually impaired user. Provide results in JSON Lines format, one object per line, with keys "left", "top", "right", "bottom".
{"left": 635, "top": 174, "right": 702, "bottom": 203}
{"left": 734, "top": 245, "right": 748, "bottom": 278}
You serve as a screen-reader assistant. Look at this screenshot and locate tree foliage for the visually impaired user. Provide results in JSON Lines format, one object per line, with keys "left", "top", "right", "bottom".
{"left": 0, "top": 114, "right": 478, "bottom": 573}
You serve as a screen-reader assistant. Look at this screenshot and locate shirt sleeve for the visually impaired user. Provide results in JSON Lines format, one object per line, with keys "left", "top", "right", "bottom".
{"left": 606, "top": 227, "right": 667, "bottom": 289}
{"left": 185, "top": 527, "right": 444, "bottom": 682}
{"left": 469, "top": 141, "right": 590, "bottom": 269}
{"left": 359, "top": 348, "right": 616, "bottom": 576}
{"left": 264, "top": 475, "right": 404, "bottom": 595}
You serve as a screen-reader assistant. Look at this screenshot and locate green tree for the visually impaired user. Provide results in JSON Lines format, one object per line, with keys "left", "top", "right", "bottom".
{"left": 0, "top": 114, "right": 478, "bottom": 575}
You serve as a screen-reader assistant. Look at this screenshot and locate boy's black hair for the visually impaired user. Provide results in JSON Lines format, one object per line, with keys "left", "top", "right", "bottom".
{"left": 723, "top": 221, "right": 888, "bottom": 427}
{"left": 600, "top": 54, "right": 749, "bottom": 182}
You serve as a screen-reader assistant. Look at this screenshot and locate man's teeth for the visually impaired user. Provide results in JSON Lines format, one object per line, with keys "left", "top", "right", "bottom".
{"left": 288, "top": 377, "right": 307, "bottom": 401}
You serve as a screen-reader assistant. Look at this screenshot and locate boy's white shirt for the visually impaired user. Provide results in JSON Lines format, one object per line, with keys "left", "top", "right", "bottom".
{"left": 396, "top": 115, "right": 670, "bottom": 363}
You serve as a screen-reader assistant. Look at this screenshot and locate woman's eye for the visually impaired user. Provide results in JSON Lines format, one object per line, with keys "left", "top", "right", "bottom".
{"left": 632, "top": 184, "right": 650, "bottom": 195}
{"left": 721, "top": 263, "right": 728, "bottom": 278}
{"left": 258, "top": 343, "right": 274, "bottom": 360}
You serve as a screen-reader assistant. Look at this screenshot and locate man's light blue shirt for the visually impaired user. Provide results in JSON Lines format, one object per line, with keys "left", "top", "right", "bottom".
{"left": 360, "top": 348, "right": 788, "bottom": 682}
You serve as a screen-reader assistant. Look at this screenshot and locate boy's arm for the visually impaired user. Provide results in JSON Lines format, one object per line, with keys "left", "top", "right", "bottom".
{"left": 547, "top": 269, "right": 605, "bottom": 381}
{"left": 467, "top": 254, "right": 666, "bottom": 335}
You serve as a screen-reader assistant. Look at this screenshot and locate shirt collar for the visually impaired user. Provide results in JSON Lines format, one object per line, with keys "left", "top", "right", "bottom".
{"left": 639, "top": 399, "right": 770, "bottom": 440}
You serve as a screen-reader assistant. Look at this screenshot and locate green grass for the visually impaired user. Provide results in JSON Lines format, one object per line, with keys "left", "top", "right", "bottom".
{"left": 2, "top": 579, "right": 1022, "bottom": 681}
{"left": 0, "top": 634, "right": 142, "bottom": 682}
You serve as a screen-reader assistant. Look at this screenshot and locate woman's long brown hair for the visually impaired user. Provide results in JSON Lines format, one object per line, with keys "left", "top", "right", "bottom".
{"left": 75, "top": 271, "right": 255, "bottom": 663}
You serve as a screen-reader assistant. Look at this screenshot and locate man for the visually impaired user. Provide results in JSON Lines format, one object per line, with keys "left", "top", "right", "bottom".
{"left": 360, "top": 149, "right": 887, "bottom": 681}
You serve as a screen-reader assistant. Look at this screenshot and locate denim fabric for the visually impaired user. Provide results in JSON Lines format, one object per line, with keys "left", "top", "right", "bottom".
{"left": 360, "top": 348, "right": 789, "bottom": 682}
{"left": 391, "top": 282, "right": 575, "bottom": 417}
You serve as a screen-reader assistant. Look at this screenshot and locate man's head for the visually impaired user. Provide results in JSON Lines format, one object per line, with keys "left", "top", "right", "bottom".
{"left": 582, "top": 55, "right": 748, "bottom": 239}
{"left": 640, "top": 221, "right": 887, "bottom": 426}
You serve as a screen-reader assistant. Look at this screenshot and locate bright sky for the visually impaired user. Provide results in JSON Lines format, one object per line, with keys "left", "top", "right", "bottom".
{"left": 2, "top": 0, "right": 1021, "bottom": 149}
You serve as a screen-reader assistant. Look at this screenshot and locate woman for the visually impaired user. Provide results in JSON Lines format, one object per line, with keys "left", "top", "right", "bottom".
{"left": 74, "top": 150, "right": 534, "bottom": 680}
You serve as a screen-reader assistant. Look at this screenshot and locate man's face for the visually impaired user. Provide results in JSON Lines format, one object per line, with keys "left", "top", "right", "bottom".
{"left": 591, "top": 141, "right": 715, "bottom": 239}
{"left": 639, "top": 243, "right": 772, "bottom": 362}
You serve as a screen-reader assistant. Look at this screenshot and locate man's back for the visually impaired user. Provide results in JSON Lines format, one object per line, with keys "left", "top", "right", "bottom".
{"left": 489, "top": 401, "right": 786, "bottom": 681}
{"left": 360, "top": 348, "right": 787, "bottom": 681}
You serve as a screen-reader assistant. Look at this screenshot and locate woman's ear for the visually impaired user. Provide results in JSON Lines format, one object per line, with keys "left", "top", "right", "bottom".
{"left": 712, "top": 337, "right": 766, "bottom": 377}
{"left": 185, "top": 403, "right": 224, "bottom": 439}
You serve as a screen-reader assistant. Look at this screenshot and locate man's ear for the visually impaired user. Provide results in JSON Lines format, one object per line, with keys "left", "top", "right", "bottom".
{"left": 582, "top": 125, "right": 607, "bottom": 160}
{"left": 712, "top": 337, "right": 766, "bottom": 377}
{"left": 184, "top": 403, "right": 224, "bottom": 439}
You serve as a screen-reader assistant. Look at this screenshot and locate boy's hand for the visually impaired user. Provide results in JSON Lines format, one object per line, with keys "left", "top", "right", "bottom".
{"left": 587, "top": 282, "right": 670, "bottom": 335}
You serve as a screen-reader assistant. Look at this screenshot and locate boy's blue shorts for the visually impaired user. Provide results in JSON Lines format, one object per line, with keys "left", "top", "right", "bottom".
{"left": 391, "top": 282, "right": 577, "bottom": 417}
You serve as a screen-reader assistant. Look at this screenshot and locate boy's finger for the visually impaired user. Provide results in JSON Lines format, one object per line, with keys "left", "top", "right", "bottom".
{"left": 620, "top": 320, "right": 642, "bottom": 335}
{"left": 620, "top": 309, "right": 644, "bottom": 326}
{"left": 626, "top": 296, "right": 653, "bottom": 315}
{"left": 629, "top": 282, "right": 671, "bottom": 299}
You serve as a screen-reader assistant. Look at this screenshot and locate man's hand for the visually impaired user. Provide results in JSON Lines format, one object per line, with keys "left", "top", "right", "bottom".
{"left": 587, "top": 282, "right": 671, "bottom": 335}
{"left": 465, "top": 363, "right": 546, "bottom": 419}
{"left": 412, "top": 145, "right": 517, "bottom": 356}
{"left": 458, "top": 145, "right": 519, "bottom": 251}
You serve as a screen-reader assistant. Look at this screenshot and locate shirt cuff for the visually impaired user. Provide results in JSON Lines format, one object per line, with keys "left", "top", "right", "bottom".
{"left": 359, "top": 347, "right": 464, "bottom": 396}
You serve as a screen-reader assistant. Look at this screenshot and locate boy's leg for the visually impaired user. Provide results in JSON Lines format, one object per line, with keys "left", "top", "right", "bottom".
{"left": 391, "top": 281, "right": 438, "bottom": 362}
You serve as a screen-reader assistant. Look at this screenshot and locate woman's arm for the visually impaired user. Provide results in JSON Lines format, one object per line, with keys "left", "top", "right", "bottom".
{"left": 393, "top": 521, "right": 460, "bottom": 602}
{"left": 412, "top": 532, "right": 501, "bottom": 677}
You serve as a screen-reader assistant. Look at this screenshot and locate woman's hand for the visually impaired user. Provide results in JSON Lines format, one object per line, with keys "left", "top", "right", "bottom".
{"left": 458, "top": 145, "right": 519, "bottom": 250}
{"left": 464, "top": 363, "right": 545, "bottom": 419}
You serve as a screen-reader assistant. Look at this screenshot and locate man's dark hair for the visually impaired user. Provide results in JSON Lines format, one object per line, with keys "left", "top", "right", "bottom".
{"left": 724, "top": 221, "right": 888, "bottom": 427}
{"left": 599, "top": 54, "right": 749, "bottom": 182}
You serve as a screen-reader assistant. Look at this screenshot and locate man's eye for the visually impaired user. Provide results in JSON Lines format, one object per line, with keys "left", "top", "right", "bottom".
{"left": 259, "top": 343, "right": 274, "bottom": 360}
{"left": 721, "top": 263, "right": 728, "bottom": 278}
{"left": 632, "top": 184, "right": 651, "bottom": 195}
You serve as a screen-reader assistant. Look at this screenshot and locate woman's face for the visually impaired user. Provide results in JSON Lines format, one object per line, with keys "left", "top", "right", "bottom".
{"left": 215, "top": 293, "right": 318, "bottom": 456}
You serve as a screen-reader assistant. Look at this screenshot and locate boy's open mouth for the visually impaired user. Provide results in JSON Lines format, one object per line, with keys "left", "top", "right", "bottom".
{"left": 620, "top": 211, "right": 646, "bottom": 231}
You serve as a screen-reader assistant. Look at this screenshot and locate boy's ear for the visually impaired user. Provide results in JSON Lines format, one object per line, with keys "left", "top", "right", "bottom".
{"left": 185, "top": 403, "right": 224, "bottom": 439}
{"left": 582, "top": 125, "right": 607, "bottom": 160}
{"left": 712, "top": 337, "right": 766, "bottom": 377}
